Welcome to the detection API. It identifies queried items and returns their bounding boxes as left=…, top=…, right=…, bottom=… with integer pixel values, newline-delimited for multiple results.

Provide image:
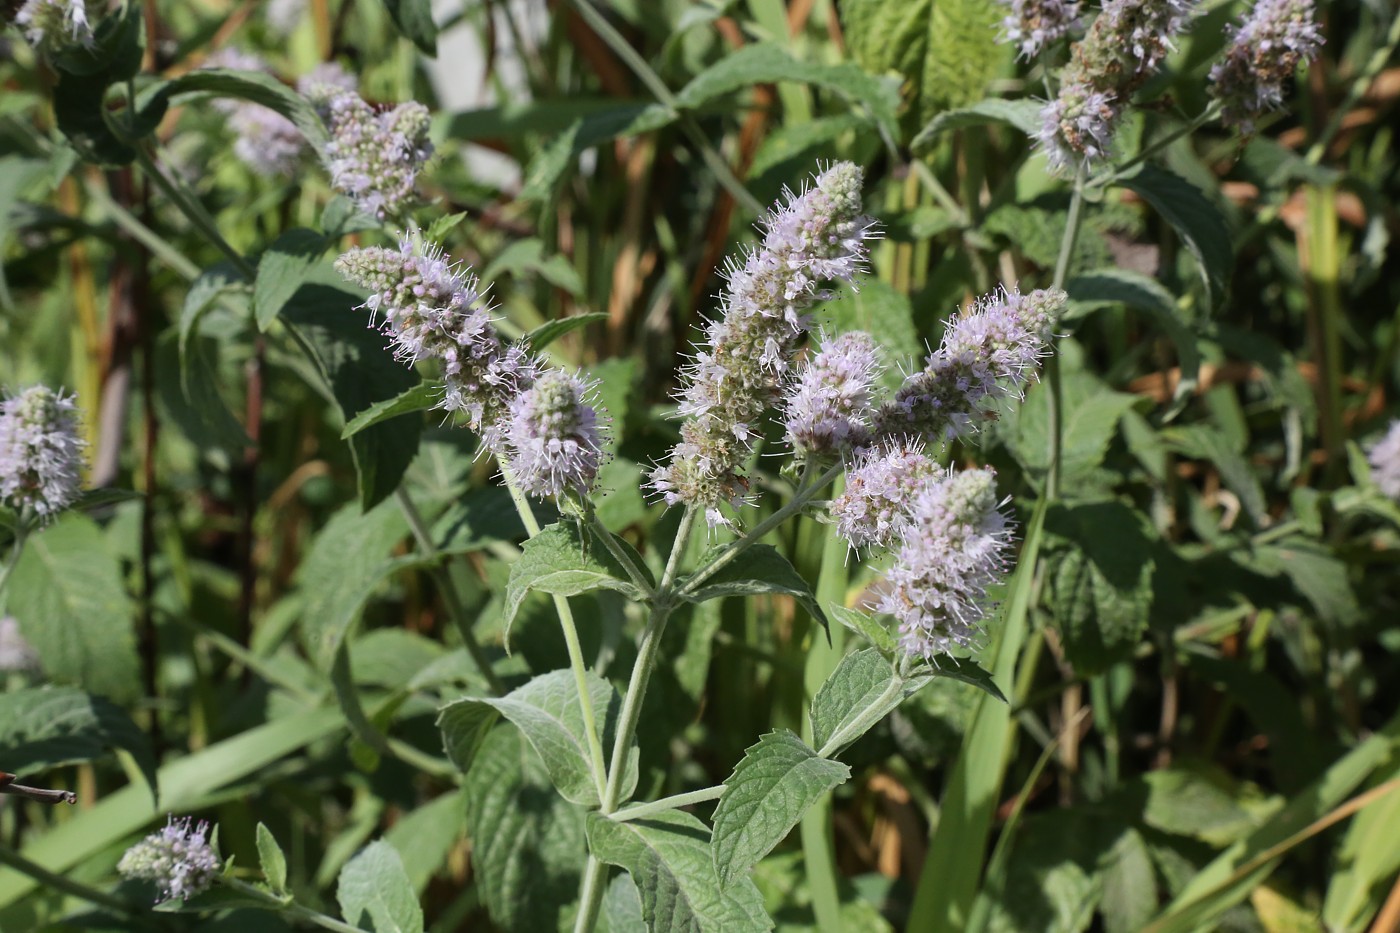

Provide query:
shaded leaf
left=255, top=229, right=328, bottom=330
left=502, top=521, right=647, bottom=642
left=337, top=841, right=423, bottom=933
left=1117, top=164, right=1232, bottom=309
left=911, top=98, right=1042, bottom=151
left=682, top=545, right=827, bottom=634
left=0, top=687, right=156, bottom=802
left=341, top=383, right=439, bottom=439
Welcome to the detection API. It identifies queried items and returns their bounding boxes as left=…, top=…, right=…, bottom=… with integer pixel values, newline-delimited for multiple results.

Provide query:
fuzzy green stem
left=0, top=844, right=144, bottom=921
left=583, top=506, right=655, bottom=597
left=395, top=490, right=505, bottom=695
left=223, top=878, right=366, bottom=933
left=612, top=785, right=726, bottom=822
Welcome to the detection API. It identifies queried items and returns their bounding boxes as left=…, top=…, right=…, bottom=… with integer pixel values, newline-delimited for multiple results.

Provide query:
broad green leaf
left=179, top=261, right=245, bottom=358
left=438, top=669, right=634, bottom=807
left=0, top=708, right=344, bottom=909
left=1004, top=360, right=1138, bottom=484
left=297, top=499, right=410, bottom=670
left=337, top=840, right=424, bottom=933
left=383, top=792, right=467, bottom=895
left=712, top=731, right=850, bottom=888
left=1046, top=501, right=1155, bottom=674
left=924, top=656, right=1007, bottom=703
left=828, top=605, right=896, bottom=653
left=341, top=383, right=439, bottom=439
left=440, top=99, right=666, bottom=141
left=256, top=823, right=288, bottom=895
left=50, top=6, right=145, bottom=164
left=585, top=810, right=773, bottom=932
left=1141, top=768, right=1263, bottom=847
left=382, top=0, right=438, bottom=55
left=1162, top=423, right=1268, bottom=527
left=145, top=69, right=329, bottom=149
left=502, top=521, right=647, bottom=640
left=464, top=727, right=585, bottom=932
left=1321, top=757, right=1400, bottom=931
left=1117, top=164, right=1232, bottom=309
left=1067, top=268, right=1201, bottom=410
left=525, top=313, right=610, bottom=352
left=283, top=274, right=421, bottom=508
left=255, top=229, right=328, bottom=330
left=808, top=648, right=901, bottom=755
left=675, top=43, right=900, bottom=135
left=599, top=872, right=647, bottom=933
left=433, top=486, right=536, bottom=553
left=7, top=514, right=140, bottom=702
left=682, top=545, right=827, bottom=634
left=155, top=332, right=251, bottom=450
left=483, top=239, right=586, bottom=297
left=1253, top=540, right=1361, bottom=628
left=0, top=687, right=156, bottom=802
left=911, top=98, right=1042, bottom=151
left=1101, top=828, right=1156, bottom=933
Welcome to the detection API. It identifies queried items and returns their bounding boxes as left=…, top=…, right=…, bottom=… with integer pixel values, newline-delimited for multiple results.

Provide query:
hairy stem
left=0, top=844, right=143, bottom=921
left=612, top=784, right=726, bottom=822
left=224, top=879, right=367, bottom=933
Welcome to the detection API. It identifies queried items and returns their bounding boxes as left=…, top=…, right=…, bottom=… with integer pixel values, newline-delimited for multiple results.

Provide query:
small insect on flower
left=118, top=816, right=221, bottom=903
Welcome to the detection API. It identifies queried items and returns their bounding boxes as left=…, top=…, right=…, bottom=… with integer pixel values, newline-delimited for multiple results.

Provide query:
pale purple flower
left=0, top=616, right=39, bottom=673
left=323, top=93, right=433, bottom=220
left=1367, top=419, right=1400, bottom=501
left=117, top=817, right=221, bottom=903
left=875, top=467, right=1013, bottom=658
left=15, top=0, right=91, bottom=53
left=298, top=61, right=357, bottom=112
left=649, top=162, right=877, bottom=526
left=1038, top=82, right=1119, bottom=174
left=875, top=287, right=1064, bottom=445
left=0, top=385, right=85, bottom=521
left=506, top=370, right=606, bottom=498
left=830, top=443, right=940, bottom=550
left=784, top=331, right=881, bottom=454
left=1000, top=0, right=1081, bottom=58
left=1209, top=0, right=1322, bottom=133
left=1099, top=0, right=1198, bottom=73
left=336, top=239, right=538, bottom=449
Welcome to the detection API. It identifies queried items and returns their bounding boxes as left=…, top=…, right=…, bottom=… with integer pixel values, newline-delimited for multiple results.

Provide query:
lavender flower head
left=830, top=443, right=940, bottom=550
left=1000, top=0, right=1081, bottom=59
left=784, top=331, right=881, bottom=455
left=1367, top=419, right=1400, bottom=501
left=0, top=385, right=85, bottom=521
left=875, top=467, right=1013, bottom=658
left=1209, top=0, right=1322, bottom=133
left=0, top=616, right=39, bottom=673
left=506, top=370, right=606, bottom=498
left=323, top=92, right=433, bottom=220
left=14, top=0, right=91, bottom=53
left=336, top=238, right=538, bottom=449
left=649, top=161, right=877, bottom=526
left=299, top=61, right=358, bottom=114
left=875, top=287, right=1064, bottom=445
left=1038, top=0, right=1200, bottom=171
left=204, top=50, right=306, bottom=177
left=117, top=817, right=221, bottom=903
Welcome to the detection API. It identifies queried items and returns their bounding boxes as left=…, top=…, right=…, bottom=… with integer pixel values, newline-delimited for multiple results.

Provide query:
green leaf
left=155, top=331, right=251, bottom=450
left=585, top=810, right=773, bottom=932
left=675, top=43, right=901, bottom=136
left=828, top=605, right=896, bottom=653
left=712, top=731, right=850, bottom=888
left=1100, top=828, right=1157, bottom=933
left=1046, top=501, right=1155, bottom=675
left=819, top=279, right=919, bottom=392
left=924, top=655, right=1007, bottom=703
left=483, top=238, right=586, bottom=297
left=1004, top=361, right=1138, bottom=484
left=7, top=514, right=140, bottom=702
left=256, top=823, right=288, bottom=895
left=381, top=0, right=438, bottom=56
left=808, top=648, right=902, bottom=755
left=1066, top=268, right=1200, bottom=410
left=524, top=313, right=609, bottom=352
left=149, top=69, right=329, bottom=149
left=337, top=840, right=424, bottom=933
left=297, top=498, right=411, bottom=670
left=179, top=261, right=245, bottom=358
left=0, top=687, right=156, bottom=802
left=911, top=98, right=1042, bottom=152
left=599, top=872, right=648, bottom=933
left=283, top=275, right=421, bottom=508
left=1162, top=423, right=1268, bottom=527
left=50, top=6, right=145, bottom=164
left=464, top=727, right=585, bottom=931
left=1252, top=540, right=1361, bottom=628
left=0, top=157, right=52, bottom=309
left=438, top=669, right=634, bottom=808
left=322, top=195, right=382, bottom=237
left=1117, top=164, right=1232, bottom=308
left=682, top=545, right=827, bottom=634
left=502, top=521, right=647, bottom=642
left=382, top=792, right=467, bottom=895
left=341, top=383, right=439, bottom=439
left=255, top=229, right=329, bottom=330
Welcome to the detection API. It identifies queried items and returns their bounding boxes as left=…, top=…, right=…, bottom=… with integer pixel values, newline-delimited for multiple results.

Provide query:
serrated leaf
left=0, top=687, right=156, bottom=803
left=828, top=605, right=896, bottom=653
left=255, top=229, right=328, bottom=330
left=923, top=655, right=1007, bottom=703
left=7, top=514, right=140, bottom=702
left=1117, top=164, right=1232, bottom=309
left=464, top=727, right=585, bottom=931
left=297, top=498, right=410, bottom=670
left=342, top=383, right=439, bottom=438
left=682, top=545, right=827, bottom=634
left=1101, top=828, right=1156, bottom=933
left=599, top=872, right=648, bottom=933
left=525, top=313, right=609, bottom=352
left=675, top=43, right=900, bottom=137
left=382, top=0, right=438, bottom=55
left=337, top=840, right=423, bottom=933
left=712, top=731, right=850, bottom=888
left=256, top=824, right=288, bottom=895
left=438, top=669, right=633, bottom=807
left=585, top=810, right=773, bottom=932
left=911, top=98, right=1042, bottom=151
left=1046, top=501, right=1155, bottom=674
left=808, top=648, right=902, bottom=755
left=1253, top=540, right=1361, bottom=628
left=502, top=521, right=646, bottom=641
left=1004, top=363, right=1138, bottom=483
left=145, top=69, right=329, bottom=149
